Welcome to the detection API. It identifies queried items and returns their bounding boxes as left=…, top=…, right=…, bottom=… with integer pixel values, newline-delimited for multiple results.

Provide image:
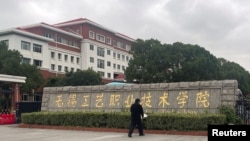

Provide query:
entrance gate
left=15, top=101, right=41, bottom=123
left=236, top=95, right=250, bottom=125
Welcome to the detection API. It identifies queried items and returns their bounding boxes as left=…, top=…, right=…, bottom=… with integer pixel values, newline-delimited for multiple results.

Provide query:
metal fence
left=15, top=101, right=41, bottom=123
left=236, top=98, right=250, bottom=125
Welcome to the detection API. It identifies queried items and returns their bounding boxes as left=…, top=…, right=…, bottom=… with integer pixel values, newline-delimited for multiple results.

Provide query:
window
left=107, top=61, right=111, bottom=67
left=126, top=56, right=129, bottom=61
left=1, top=40, right=9, bottom=47
left=122, top=55, right=125, bottom=61
left=97, top=59, right=105, bottom=69
left=112, top=40, right=117, bottom=47
left=107, top=73, right=111, bottom=78
left=51, top=52, right=55, bottom=59
left=107, top=49, right=111, bottom=55
left=117, top=42, right=123, bottom=48
left=106, top=37, right=111, bottom=45
left=76, top=57, right=80, bottom=64
left=64, top=55, right=68, bottom=62
left=71, top=67, right=74, bottom=72
left=122, top=66, right=125, bottom=71
left=34, top=95, right=42, bottom=102
left=68, top=41, right=72, bottom=46
left=58, top=53, right=62, bottom=60
left=98, top=71, right=105, bottom=77
left=121, top=43, right=125, bottom=49
left=69, top=41, right=78, bottom=47
left=22, top=93, right=29, bottom=101
left=97, top=47, right=105, bottom=57
left=113, top=63, right=116, bottom=69
left=96, top=34, right=105, bottom=42
left=21, top=41, right=31, bottom=50
left=117, top=54, right=120, bottom=60
left=113, top=52, right=116, bottom=58
left=58, top=65, right=62, bottom=71
left=22, top=57, right=31, bottom=64
left=126, top=45, right=131, bottom=51
left=117, top=64, right=120, bottom=70
left=44, top=33, right=53, bottom=38
left=71, top=56, right=74, bottom=63
left=73, top=41, right=77, bottom=47
left=33, top=44, right=42, bottom=53
left=90, top=44, right=94, bottom=50
left=64, top=66, right=68, bottom=72
left=90, top=57, right=94, bottom=63
left=61, top=38, right=67, bottom=44
left=117, top=42, right=125, bottom=49
left=89, top=31, right=95, bottom=39
left=57, top=36, right=62, bottom=43
left=33, top=59, right=42, bottom=67
left=51, top=64, right=55, bottom=70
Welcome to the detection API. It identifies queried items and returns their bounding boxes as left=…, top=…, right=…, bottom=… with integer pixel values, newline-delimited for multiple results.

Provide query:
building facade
left=0, top=18, right=134, bottom=84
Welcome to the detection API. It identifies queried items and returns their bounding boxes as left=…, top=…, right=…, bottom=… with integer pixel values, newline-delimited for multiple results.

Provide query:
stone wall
left=41, top=80, right=240, bottom=113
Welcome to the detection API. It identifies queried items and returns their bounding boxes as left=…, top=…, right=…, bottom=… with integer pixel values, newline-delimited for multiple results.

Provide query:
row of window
left=22, top=58, right=42, bottom=67
left=43, top=32, right=79, bottom=47
left=21, top=41, right=81, bottom=65
left=89, top=31, right=110, bottom=44
left=48, top=56, right=126, bottom=72
left=51, top=52, right=80, bottom=64
left=22, top=94, right=41, bottom=102
left=43, top=30, right=131, bottom=50
left=51, top=64, right=79, bottom=72
left=97, top=71, right=114, bottom=79
left=89, top=31, right=131, bottom=50
left=90, top=45, right=130, bottom=61
left=94, top=58, right=126, bottom=70
left=21, top=41, right=42, bottom=53
left=22, top=57, right=80, bottom=73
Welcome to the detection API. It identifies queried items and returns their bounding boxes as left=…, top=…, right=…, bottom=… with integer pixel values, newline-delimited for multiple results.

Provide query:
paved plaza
left=0, top=124, right=207, bottom=141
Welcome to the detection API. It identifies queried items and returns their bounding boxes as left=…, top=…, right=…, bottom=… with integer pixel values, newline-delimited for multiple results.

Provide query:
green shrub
left=218, top=105, right=243, bottom=124
left=21, top=111, right=226, bottom=131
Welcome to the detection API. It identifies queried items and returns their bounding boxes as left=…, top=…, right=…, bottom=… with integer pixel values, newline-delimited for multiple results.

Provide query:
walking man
left=128, top=98, right=144, bottom=137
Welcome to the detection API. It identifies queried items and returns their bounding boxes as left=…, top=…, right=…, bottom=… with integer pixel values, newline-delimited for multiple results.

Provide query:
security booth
left=0, top=74, right=26, bottom=124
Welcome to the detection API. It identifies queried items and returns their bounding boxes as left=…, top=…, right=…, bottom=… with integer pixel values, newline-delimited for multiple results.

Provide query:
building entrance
left=0, top=74, right=26, bottom=114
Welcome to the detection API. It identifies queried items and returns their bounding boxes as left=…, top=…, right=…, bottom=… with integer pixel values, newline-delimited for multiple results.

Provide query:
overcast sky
left=1, top=0, right=250, bottom=72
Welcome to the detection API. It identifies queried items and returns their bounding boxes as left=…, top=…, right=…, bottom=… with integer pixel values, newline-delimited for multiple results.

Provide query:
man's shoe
left=128, top=134, right=132, bottom=137
left=139, top=134, right=145, bottom=136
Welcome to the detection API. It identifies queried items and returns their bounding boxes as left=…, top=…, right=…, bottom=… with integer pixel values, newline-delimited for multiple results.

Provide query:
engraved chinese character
left=177, top=91, right=188, bottom=108
left=55, top=94, right=63, bottom=107
left=158, top=92, right=170, bottom=108
left=67, top=93, right=77, bottom=107
left=81, top=95, right=90, bottom=107
left=109, top=94, right=120, bottom=107
left=196, top=91, right=210, bottom=108
left=96, top=93, right=104, bottom=108
left=124, top=94, right=134, bottom=108
left=141, top=92, right=152, bottom=108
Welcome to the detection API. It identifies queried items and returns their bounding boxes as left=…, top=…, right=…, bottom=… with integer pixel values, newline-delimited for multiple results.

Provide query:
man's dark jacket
left=130, top=102, right=144, bottom=120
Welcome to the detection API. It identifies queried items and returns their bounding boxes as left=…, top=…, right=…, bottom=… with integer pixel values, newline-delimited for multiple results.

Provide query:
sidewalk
left=19, top=123, right=207, bottom=136
left=0, top=124, right=208, bottom=141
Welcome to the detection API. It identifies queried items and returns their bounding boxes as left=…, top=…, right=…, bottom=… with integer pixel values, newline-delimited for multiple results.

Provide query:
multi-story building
left=0, top=18, right=135, bottom=84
